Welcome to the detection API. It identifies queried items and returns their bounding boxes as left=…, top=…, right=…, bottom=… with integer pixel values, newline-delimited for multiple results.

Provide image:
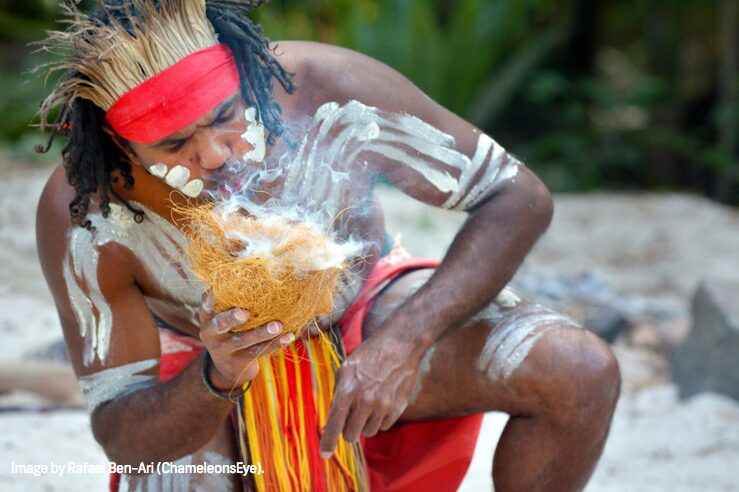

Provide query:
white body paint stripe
left=442, top=133, right=494, bottom=209
left=78, top=358, right=158, bottom=411
left=64, top=202, right=204, bottom=366
left=281, top=101, right=519, bottom=216
left=477, top=305, right=579, bottom=383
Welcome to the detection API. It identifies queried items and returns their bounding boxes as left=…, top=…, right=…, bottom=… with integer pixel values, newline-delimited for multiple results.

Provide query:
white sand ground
left=1, top=162, right=737, bottom=491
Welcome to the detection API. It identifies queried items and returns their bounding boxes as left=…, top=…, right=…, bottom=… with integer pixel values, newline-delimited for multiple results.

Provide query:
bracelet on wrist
left=199, top=351, right=253, bottom=402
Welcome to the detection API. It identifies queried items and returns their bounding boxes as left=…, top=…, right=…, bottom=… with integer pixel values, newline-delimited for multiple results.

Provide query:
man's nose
left=195, top=134, right=232, bottom=170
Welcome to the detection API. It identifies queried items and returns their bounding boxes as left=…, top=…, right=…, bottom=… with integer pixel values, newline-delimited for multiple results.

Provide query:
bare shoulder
left=272, top=40, right=450, bottom=121
left=37, top=164, right=157, bottom=374
left=36, top=165, right=75, bottom=287
left=36, top=165, right=135, bottom=315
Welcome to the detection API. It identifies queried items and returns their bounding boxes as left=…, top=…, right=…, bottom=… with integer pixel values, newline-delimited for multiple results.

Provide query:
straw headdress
left=38, top=0, right=222, bottom=125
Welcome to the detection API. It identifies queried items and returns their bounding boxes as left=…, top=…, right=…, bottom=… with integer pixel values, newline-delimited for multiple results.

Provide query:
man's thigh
left=362, top=268, right=609, bottom=421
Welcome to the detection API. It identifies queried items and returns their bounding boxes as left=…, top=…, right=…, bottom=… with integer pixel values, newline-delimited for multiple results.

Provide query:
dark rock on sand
left=672, top=280, right=739, bottom=401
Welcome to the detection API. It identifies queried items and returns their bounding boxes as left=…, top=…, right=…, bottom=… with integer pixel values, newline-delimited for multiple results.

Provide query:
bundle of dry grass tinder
left=180, top=203, right=347, bottom=334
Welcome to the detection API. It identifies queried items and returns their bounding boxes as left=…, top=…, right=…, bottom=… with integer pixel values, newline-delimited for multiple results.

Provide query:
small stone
left=672, top=280, right=739, bottom=402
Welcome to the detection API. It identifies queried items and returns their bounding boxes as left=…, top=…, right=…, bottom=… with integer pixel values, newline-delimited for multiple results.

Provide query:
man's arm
left=303, top=43, right=553, bottom=454
left=35, top=171, right=285, bottom=466
left=89, top=348, right=235, bottom=467
left=85, top=292, right=287, bottom=467
left=303, top=43, right=553, bottom=348
left=380, top=170, right=551, bottom=356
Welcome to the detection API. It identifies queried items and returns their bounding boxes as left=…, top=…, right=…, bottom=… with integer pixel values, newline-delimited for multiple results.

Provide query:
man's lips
left=200, top=158, right=252, bottom=197
left=217, top=178, right=247, bottom=198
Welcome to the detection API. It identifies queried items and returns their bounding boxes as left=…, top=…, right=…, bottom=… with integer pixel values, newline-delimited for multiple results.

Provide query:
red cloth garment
left=338, top=245, right=484, bottom=492
left=156, top=329, right=206, bottom=383
left=105, top=44, right=240, bottom=144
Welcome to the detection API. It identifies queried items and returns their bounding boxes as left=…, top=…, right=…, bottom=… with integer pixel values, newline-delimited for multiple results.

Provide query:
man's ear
left=102, top=123, right=138, bottom=163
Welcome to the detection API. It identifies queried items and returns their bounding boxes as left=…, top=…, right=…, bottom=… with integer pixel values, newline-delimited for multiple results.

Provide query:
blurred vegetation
left=1, top=0, right=737, bottom=203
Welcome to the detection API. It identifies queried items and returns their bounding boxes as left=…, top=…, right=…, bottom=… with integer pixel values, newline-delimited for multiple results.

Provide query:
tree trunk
left=716, top=0, right=738, bottom=203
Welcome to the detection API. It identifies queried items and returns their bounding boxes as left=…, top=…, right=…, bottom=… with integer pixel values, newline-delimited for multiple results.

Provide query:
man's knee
left=523, top=325, right=621, bottom=427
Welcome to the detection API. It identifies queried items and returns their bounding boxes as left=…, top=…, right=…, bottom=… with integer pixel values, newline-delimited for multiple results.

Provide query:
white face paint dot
left=241, top=107, right=266, bottom=163
left=243, top=128, right=266, bottom=163
left=180, top=179, right=204, bottom=198
left=244, top=107, right=257, bottom=123
left=165, top=165, right=190, bottom=189
left=148, top=163, right=168, bottom=178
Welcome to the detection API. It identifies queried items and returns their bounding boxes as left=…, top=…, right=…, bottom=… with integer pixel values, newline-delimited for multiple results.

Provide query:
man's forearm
left=381, top=170, right=553, bottom=357
left=91, top=353, right=234, bottom=467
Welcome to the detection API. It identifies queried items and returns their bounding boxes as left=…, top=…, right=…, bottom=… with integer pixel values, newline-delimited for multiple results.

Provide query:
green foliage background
left=1, top=0, right=737, bottom=203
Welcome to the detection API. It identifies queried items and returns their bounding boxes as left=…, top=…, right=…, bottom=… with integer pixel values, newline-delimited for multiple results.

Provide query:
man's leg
left=363, top=269, right=621, bottom=492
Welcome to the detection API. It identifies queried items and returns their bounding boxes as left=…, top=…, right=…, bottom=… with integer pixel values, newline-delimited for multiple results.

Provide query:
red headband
left=105, top=44, right=240, bottom=144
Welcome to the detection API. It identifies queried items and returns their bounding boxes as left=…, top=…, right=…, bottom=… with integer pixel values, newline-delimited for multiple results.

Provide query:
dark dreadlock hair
left=36, top=0, right=295, bottom=228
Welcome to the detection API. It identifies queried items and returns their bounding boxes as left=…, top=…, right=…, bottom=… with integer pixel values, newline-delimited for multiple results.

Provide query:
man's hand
left=198, top=292, right=295, bottom=391
left=319, top=333, right=423, bottom=458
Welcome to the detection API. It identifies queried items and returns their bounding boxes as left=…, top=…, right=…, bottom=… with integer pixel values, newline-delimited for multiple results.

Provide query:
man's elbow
left=495, top=166, right=553, bottom=235
left=91, top=404, right=142, bottom=467
left=525, top=173, right=554, bottom=234
left=470, top=166, right=553, bottom=234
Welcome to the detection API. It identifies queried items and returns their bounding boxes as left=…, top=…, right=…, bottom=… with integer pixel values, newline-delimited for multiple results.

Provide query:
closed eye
left=157, top=97, right=238, bottom=152
left=213, top=106, right=237, bottom=125
left=165, top=138, right=188, bottom=153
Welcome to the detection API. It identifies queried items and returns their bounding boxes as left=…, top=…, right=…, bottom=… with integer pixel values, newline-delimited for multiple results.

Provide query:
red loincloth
left=338, top=246, right=483, bottom=492
left=109, top=246, right=483, bottom=491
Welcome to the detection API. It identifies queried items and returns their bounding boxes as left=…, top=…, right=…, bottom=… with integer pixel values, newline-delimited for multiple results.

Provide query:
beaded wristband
left=199, top=351, right=253, bottom=402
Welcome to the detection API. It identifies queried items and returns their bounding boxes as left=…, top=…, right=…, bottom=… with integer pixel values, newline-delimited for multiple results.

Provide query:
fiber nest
left=180, top=204, right=346, bottom=334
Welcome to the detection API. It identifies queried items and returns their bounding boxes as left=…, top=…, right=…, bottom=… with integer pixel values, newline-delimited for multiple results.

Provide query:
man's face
left=126, top=91, right=259, bottom=197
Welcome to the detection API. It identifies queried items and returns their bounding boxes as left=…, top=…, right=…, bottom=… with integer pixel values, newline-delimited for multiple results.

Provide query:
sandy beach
left=1, top=161, right=737, bottom=491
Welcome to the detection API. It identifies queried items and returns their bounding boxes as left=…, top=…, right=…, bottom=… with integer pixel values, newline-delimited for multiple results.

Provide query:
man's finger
left=231, top=330, right=294, bottom=358
left=379, top=404, right=407, bottom=432
left=198, top=291, right=217, bottom=326
left=362, top=413, right=385, bottom=438
left=343, top=404, right=373, bottom=443
left=201, top=290, right=216, bottom=312
left=210, top=308, right=250, bottom=334
left=225, top=322, right=285, bottom=351
left=320, top=395, right=352, bottom=459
